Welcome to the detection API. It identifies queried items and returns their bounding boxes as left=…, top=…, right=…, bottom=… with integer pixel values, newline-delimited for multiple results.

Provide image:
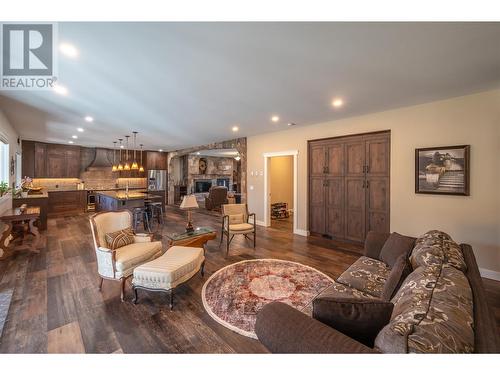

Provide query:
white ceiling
left=1, top=22, right=499, bottom=151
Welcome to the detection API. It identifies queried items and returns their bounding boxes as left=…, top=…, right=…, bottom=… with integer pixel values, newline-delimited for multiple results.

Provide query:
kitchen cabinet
left=146, top=151, right=167, bottom=170
left=22, top=141, right=81, bottom=178
left=48, top=191, right=86, bottom=216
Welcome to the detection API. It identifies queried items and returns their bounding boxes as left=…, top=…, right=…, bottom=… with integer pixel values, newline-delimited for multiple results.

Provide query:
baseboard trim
left=255, top=220, right=267, bottom=227
left=479, top=268, right=500, bottom=281
left=293, top=229, right=309, bottom=237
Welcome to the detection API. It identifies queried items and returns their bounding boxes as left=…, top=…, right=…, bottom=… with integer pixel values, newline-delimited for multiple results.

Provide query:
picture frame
left=415, top=145, right=470, bottom=196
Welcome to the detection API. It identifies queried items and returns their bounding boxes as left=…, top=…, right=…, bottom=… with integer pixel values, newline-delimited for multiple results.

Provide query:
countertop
left=13, top=191, right=49, bottom=199
left=96, top=190, right=152, bottom=201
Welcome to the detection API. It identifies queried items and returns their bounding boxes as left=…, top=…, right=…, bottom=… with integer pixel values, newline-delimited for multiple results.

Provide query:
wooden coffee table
left=165, top=227, right=216, bottom=251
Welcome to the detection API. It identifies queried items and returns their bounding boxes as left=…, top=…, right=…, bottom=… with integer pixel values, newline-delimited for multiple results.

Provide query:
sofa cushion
left=316, top=282, right=378, bottom=301
left=336, top=256, right=391, bottom=298
left=313, top=297, right=394, bottom=347
left=115, top=241, right=163, bottom=272
left=381, top=255, right=412, bottom=301
left=374, top=263, right=474, bottom=353
left=410, top=230, right=467, bottom=271
left=105, top=227, right=135, bottom=250
left=379, top=232, right=415, bottom=267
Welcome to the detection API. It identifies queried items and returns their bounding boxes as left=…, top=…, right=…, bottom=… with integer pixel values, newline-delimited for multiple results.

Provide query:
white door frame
left=263, top=150, right=299, bottom=235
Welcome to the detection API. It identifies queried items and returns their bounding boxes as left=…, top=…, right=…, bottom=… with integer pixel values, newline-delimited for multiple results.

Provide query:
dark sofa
left=255, top=231, right=499, bottom=353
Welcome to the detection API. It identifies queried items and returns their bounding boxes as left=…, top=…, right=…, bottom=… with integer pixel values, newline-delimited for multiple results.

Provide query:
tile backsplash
left=33, top=174, right=146, bottom=191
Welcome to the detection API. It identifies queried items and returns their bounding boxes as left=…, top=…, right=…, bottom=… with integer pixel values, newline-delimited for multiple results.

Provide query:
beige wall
left=269, top=156, right=294, bottom=210
left=247, top=89, right=500, bottom=274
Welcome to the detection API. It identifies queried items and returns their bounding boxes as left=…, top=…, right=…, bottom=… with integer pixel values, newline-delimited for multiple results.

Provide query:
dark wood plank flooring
left=0, top=206, right=499, bottom=353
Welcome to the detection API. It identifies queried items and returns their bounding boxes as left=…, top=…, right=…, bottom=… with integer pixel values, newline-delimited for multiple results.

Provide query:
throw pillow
left=381, top=254, right=412, bottom=301
left=105, top=227, right=135, bottom=250
left=313, top=297, right=394, bottom=347
left=379, top=232, right=415, bottom=267
left=228, top=214, right=244, bottom=225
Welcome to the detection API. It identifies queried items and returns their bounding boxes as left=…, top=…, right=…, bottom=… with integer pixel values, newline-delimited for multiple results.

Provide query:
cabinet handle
left=366, top=180, right=369, bottom=189
left=325, top=166, right=329, bottom=174
left=366, top=165, right=370, bottom=173
left=362, top=180, right=365, bottom=188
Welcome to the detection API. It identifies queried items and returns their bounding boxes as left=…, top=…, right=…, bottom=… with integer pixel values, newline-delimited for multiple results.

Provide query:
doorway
left=263, top=150, right=298, bottom=234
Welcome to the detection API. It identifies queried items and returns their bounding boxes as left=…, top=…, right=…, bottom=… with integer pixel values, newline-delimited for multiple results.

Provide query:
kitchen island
left=95, top=190, right=157, bottom=212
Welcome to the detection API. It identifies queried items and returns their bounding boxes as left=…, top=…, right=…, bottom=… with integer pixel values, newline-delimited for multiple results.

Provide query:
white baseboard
left=255, top=220, right=267, bottom=227
left=293, top=229, right=309, bottom=237
left=479, top=268, right=500, bottom=281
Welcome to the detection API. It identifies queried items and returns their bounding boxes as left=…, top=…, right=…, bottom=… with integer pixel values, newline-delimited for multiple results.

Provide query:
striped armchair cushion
left=105, top=227, right=135, bottom=250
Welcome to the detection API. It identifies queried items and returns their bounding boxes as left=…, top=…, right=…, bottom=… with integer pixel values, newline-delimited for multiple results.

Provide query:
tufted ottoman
left=132, top=246, right=205, bottom=309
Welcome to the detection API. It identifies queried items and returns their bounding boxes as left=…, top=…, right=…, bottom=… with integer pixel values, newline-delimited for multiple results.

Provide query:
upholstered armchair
left=89, top=210, right=163, bottom=301
left=205, top=186, right=228, bottom=210
left=220, top=204, right=256, bottom=257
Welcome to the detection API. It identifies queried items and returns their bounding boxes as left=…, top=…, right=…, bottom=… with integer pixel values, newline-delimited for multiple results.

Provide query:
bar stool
left=132, top=207, right=151, bottom=233
left=149, top=202, right=164, bottom=226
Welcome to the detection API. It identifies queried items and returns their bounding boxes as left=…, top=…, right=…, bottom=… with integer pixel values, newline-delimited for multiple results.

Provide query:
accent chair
left=89, top=210, right=163, bottom=301
left=220, top=203, right=256, bottom=257
left=205, top=186, right=228, bottom=210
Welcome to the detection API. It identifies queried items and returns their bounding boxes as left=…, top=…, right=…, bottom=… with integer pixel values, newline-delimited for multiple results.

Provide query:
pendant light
left=131, top=131, right=139, bottom=170
left=117, top=138, right=124, bottom=171
left=139, top=144, right=145, bottom=172
left=111, top=141, right=118, bottom=171
left=124, top=135, right=131, bottom=170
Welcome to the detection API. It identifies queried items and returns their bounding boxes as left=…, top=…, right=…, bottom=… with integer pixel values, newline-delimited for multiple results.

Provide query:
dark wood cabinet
left=308, top=131, right=390, bottom=244
left=22, top=141, right=81, bottom=178
left=146, top=151, right=167, bottom=170
left=48, top=191, right=86, bottom=216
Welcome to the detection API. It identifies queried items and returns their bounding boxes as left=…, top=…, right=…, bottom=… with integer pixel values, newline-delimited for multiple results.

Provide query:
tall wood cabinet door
left=326, top=177, right=344, bottom=238
left=366, top=177, right=390, bottom=234
left=366, top=136, right=390, bottom=176
left=345, top=141, right=365, bottom=177
left=309, top=177, right=326, bottom=234
left=66, top=148, right=81, bottom=177
left=344, top=177, right=365, bottom=242
left=309, top=145, right=326, bottom=176
left=326, top=143, right=344, bottom=176
left=34, top=143, right=47, bottom=177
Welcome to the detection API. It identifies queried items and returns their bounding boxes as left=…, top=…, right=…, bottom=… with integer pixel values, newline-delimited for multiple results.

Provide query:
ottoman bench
left=132, top=245, right=205, bottom=309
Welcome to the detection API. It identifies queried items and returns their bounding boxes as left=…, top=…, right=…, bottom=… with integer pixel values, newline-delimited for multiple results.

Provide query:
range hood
left=86, top=148, right=112, bottom=169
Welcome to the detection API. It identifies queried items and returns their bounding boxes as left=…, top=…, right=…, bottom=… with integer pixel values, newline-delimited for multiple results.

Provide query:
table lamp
left=180, top=195, right=199, bottom=233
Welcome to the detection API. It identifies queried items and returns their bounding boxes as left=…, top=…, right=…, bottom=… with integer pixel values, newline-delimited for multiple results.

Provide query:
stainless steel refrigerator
left=148, top=170, right=167, bottom=191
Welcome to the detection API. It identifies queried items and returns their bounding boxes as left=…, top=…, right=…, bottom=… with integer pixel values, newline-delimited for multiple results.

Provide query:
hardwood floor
left=0, top=206, right=499, bottom=353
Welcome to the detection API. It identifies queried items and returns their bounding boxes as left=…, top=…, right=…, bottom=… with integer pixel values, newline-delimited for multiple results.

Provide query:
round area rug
left=201, top=259, right=334, bottom=338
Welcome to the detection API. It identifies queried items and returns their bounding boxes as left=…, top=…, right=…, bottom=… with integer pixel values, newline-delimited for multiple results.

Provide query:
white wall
left=247, top=89, right=500, bottom=275
left=0, top=109, right=21, bottom=187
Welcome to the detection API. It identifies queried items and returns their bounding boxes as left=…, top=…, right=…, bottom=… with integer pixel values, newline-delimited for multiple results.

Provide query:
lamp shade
left=180, top=195, right=199, bottom=209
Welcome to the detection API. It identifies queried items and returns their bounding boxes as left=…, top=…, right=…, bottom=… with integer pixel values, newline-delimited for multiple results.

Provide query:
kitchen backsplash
left=32, top=176, right=147, bottom=191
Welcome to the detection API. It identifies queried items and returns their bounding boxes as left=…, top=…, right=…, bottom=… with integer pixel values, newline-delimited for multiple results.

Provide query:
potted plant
left=0, top=181, right=11, bottom=197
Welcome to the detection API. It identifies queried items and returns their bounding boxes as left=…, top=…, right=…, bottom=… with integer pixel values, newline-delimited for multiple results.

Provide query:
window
left=0, top=139, right=9, bottom=184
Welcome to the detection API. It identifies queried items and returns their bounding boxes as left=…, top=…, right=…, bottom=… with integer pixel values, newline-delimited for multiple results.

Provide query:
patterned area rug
left=202, top=259, right=334, bottom=338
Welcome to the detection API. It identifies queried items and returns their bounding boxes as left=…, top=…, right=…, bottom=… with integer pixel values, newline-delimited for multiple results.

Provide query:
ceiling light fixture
left=117, top=139, right=124, bottom=170
left=271, top=115, right=280, bottom=123
left=53, top=84, right=68, bottom=96
left=159, top=149, right=163, bottom=152
left=72, top=135, right=77, bottom=139
left=59, top=42, right=79, bottom=58
left=288, top=122, right=296, bottom=127
left=77, top=127, right=84, bottom=132
left=231, top=125, right=239, bottom=132
left=84, top=116, right=94, bottom=122
left=139, top=144, right=145, bottom=172
left=131, top=131, right=139, bottom=170
left=112, top=141, right=118, bottom=172
left=124, top=135, right=131, bottom=170
left=234, top=155, right=241, bottom=161
left=68, top=140, right=74, bottom=144
left=332, top=98, right=344, bottom=108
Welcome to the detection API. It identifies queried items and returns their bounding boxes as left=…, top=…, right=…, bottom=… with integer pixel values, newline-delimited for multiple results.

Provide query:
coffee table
left=165, top=226, right=216, bottom=251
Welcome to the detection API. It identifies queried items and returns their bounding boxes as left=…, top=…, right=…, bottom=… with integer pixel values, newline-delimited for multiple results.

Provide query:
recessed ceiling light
left=231, top=125, right=239, bottom=132
left=159, top=149, right=163, bottom=152
left=84, top=116, right=94, bottom=122
left=72, top=135, right=78, bottom=139
left=196, top=152, right=201, bottom=155
left=53, top=84, right=68, bottom=96
left=77, top=127, right=84, bottom=132
left=59, top=43, right=79, bottom=58
left=271, top=115, right=280, bottom=123
left=120, top=145, right=124, bottom=149
left=68, top=140, right=74, bottom=144
left=332, top=98, right=344, bottom=108
left=288, top=122, right=296, bottom=127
